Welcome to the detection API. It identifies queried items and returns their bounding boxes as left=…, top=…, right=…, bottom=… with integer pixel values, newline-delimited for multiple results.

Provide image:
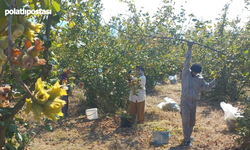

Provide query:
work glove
left=187, top=40, right=194, bottom=48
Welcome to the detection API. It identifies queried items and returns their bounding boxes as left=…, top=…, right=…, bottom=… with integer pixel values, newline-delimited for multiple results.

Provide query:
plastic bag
left=169, top=75, right=177, bottom=84
left=157, top=97, right=180, bottom=112
left=220, top=102, right=242, bottom=131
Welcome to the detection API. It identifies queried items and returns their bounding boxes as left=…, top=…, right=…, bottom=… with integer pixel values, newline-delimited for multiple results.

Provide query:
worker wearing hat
left=181, top=41, right=217, bottom=146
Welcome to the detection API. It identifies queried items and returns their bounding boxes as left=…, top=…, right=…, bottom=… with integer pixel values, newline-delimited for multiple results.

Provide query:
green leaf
left=21, top=73, right=29, bottom=80
left=0, top=121, right=5, bottom=126
left=15, top=133, right=23, bottom=144
left=8, top=124, right=17, bottom=132
left=51, top=11, right=62, bottom=26
left=6, top=0, right=23, bottom=6
left=41, top=0, right=50, bottom=9
left=27, top=0, right=35, bottom=9
left=0, top=0, right=10, bottom=29
left=18, top=146, right=24, bottom=150
left=44, top=125, right=53, bottom=132
left=5, top=144, right=16, bottom=150
left=24, top=122, right=29, bottom=129
left=69, top=21, right=76, bottom=28
left=0, top=0, right=10, bottom=17
left=5, top=124, right=17, bottom=138
left=12, top=15, right=18, bottom=24
left=51, top=0, right=61, bottom=14
left=14, top=116, right=24, bottom=123
left=17, top=1, right=27, bottom=8
left=0, top=108, right=11, bottom=116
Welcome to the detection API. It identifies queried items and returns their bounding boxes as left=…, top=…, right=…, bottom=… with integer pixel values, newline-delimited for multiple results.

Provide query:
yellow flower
left=26, top=21, right=43, bottom=33
left=35, top=89, right=50, bottom=104
left=23, top=26, right=37, bottom=42
left=32, top=102, right=43, bottom=121
left=27, top=78, right=68, bottom=121
left=43, top=97, right=66, bottom=121
left=34, top=78, right=50, bottom=104
left=35, top=24, right=43, bottom=33
left=35, top=78, right=44, bottom=94
left=25, top=98, right=33, bottom=114
left=47, top=81, right=67, bottom=101
left=44, top=98, right=66, bottom=112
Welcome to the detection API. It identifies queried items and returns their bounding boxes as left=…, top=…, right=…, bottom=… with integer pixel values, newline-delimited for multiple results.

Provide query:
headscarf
left=59, top=72, right=68, bottom=78
left=136, top=66, right=144, bottom=77
left=59, top=68, right=70, bottom=78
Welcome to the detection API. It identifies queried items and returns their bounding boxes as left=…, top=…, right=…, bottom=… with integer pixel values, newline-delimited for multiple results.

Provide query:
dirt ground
left=23, top=82, right=244, bottom=150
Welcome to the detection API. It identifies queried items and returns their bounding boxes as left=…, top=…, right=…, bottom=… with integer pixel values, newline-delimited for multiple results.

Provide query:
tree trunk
left=0, top=125, right=7, bottom=150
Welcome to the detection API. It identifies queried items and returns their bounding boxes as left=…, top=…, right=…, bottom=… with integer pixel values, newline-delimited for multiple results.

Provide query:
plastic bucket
left=152, top=130, right=170, bottom=144
left=120, top=116, right=134, bottom=128
left=86, top=108, right=98, bottom=120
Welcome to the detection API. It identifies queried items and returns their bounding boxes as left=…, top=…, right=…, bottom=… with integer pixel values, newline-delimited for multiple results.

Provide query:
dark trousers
left=181, top=98, right=197, bottom=141
left=62, top=96, right=69, bottom=118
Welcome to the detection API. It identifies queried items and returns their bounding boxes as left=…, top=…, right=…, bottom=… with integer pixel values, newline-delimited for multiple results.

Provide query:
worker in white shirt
left=129, top=66, right=146, bottom=124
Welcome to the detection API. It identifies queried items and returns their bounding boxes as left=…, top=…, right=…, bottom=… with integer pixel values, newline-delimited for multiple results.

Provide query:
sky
left=101, top=0, right=249, bottom=25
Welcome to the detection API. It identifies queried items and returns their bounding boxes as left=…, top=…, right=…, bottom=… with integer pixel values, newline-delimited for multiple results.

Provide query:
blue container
left=152, top=130, right=170, bottom=144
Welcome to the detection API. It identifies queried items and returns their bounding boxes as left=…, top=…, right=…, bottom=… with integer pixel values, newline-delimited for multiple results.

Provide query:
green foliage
left=53, top=0, right=250, bottom=115
left=54, top=0, right=185, bottom=113
left=1, top=117, right=31, bottom=150
left=44, top=124, right=53, bottom=132
left=0, top=0, right=63, bottom=149
left=236, top=103, right=250, bottom=149
left=197, top=4, right=250, bottom=102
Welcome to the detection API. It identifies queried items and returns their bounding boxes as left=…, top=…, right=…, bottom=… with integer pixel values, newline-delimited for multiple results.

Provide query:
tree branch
left=41, top=14, right=53, bottom=80
left=11, top=41, right=23, bottom=52
left=0, top=23, right=8, bottom=36
left=9, top=61, right=32, bottom=97
left=135, top=34, right=229, bottom=56
left=0, top=58, right=8, bottom=80
left=108, top=23, right=230, bottom=57
left=6, top=10, right=32, bottom=97
left=2, top=93, right=28, bottom=122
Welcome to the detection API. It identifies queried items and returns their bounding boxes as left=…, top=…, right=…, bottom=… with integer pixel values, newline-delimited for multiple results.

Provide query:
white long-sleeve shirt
left=181, top=50, right=216, bottom=100
left=129, top=76, right=146, bottom=102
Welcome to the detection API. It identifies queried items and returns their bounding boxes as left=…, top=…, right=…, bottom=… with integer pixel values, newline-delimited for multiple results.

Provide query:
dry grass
left=23, top=82, right=244, bottom=150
